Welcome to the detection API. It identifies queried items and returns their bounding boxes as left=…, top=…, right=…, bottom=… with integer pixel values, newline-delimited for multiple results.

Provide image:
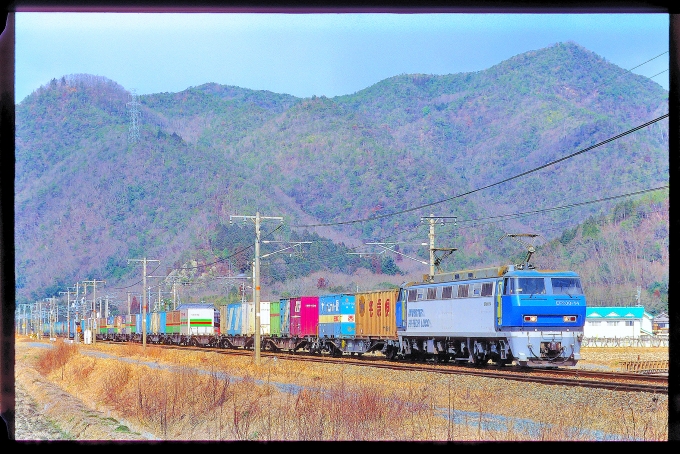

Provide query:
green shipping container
left=269, top=301, right=281, bottom=336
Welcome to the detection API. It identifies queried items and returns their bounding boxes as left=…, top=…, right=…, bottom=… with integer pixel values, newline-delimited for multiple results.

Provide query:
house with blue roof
left=584, top=306, right=654, bottom=339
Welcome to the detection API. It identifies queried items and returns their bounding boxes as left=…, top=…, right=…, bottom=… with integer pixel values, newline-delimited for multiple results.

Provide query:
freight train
left=33, top=261, right=587, bottom=368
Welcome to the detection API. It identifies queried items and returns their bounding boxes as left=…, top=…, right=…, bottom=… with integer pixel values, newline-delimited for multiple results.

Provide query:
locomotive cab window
left=518, top=278, right=546, bottom=295
left=504, top=278, right=546, bottom=295
left=503, top=278, right=517, bottom=295
left=550, top=277, right=584, bottom=295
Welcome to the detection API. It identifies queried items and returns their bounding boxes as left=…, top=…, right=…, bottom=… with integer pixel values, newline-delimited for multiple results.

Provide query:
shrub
left=36, top=340, right=78, bottom=378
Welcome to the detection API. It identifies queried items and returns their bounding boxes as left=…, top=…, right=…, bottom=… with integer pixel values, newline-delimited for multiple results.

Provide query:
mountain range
left=14, top=41, right=669, bottom=313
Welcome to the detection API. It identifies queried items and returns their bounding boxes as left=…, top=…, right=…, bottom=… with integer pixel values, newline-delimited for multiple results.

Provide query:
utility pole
left=52, top=297, right=57, bottom=339
left=215, top=273, right=253, bottom=310
left=37, top=301, right=41, bottom=340
left=74, top=282, right=80, bottom=342
left=128, top=258, right=159, bottom=351
left=59, top=288, right=75, bottom=340
left=46, top=298, right=54, bottom=339
left=145, top=277, right=169, bottom=312
left=81, top=282, right=88, bottom=342
left=82, top=279, right=105, bottom=344
left=22, top=304, right=28, bottom=335
left=230, top=212, right=283, bottom=365
left=421, top=214, right=457, bottom=280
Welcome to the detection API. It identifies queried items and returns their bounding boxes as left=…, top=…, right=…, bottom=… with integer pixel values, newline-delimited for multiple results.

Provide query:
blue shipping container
left=280, top=298, right=291, bottom=336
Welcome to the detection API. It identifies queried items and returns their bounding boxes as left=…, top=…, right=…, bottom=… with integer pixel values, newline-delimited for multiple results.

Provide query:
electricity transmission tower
left=127, top=89, right=141, bottom=143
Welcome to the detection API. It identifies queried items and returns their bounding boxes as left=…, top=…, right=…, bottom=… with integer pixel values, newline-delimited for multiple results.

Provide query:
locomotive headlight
left=523, top=315, right=537, bottom=322
left=563, top=316, right=576, bottom=322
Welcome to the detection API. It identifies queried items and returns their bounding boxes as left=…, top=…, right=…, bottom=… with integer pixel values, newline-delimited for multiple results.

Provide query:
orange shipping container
left=167, top=310, right=181, bottom=334
left=354, top=290, right=399, bottom=339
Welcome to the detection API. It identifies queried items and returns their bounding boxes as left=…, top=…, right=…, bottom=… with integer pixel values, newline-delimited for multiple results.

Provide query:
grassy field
left=14, top=338, right=669, bottom=441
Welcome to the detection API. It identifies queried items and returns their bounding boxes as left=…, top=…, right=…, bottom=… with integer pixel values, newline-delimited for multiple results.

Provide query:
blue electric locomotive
left=395, top=263, right=586, bottom=367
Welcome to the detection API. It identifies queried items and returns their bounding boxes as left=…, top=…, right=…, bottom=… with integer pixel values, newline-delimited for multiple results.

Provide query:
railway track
left=99, top=340, right=668, bottom=395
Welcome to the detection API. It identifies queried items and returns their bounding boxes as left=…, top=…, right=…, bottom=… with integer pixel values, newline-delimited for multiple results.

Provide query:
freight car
left=95, top=304, right=219, bottom=346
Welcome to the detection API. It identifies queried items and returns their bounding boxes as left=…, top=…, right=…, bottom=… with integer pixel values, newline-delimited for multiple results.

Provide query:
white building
left=584, top=306, right=654, bottom=339
left=653, top=311, right=669, bottom=335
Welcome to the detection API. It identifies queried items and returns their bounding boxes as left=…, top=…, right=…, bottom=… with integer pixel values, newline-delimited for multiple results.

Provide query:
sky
left=14, top=12, right=670, bottom=104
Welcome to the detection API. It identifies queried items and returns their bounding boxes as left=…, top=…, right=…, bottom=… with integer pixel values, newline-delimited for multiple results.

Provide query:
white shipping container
left=240, top=301, right=255, bottom=336
left=180, top=307, right=215, bottom=335
left=259, top=302, right=271, bottom=335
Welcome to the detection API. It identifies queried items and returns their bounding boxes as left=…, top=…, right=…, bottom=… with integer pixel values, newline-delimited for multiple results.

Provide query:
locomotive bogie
left=397, top=335, right=512, bottom=364
left=506, top=331, right=580, bottom=367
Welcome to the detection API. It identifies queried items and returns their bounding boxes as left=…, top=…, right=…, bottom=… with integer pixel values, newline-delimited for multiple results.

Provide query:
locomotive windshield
left=504, top=277, right=546, bottom=295
left=551, top=277, right=584, bottom=295
left=504, top=277, right=584, bottom=296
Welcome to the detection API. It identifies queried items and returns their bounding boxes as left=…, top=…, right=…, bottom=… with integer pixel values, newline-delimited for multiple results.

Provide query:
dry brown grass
left=580, top=346, right=668, bottom=370
left=16, top=340, right=669, bottom=441
left=36, top=340, right=78, bottom=380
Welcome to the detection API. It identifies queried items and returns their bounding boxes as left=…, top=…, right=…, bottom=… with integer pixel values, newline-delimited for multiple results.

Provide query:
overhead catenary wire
left=255, top=185, right=669, bottom=280
left=293, top=114, right=668, bottom=229
left=110, top=181, right=669, bottom=293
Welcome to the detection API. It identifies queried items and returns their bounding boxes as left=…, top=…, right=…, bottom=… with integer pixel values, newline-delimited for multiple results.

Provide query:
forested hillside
left=14, top=42, right=668, bottom=313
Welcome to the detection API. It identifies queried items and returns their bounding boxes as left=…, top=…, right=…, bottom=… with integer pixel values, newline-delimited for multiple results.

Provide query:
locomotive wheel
left=472, top=356, right=489, bottom=366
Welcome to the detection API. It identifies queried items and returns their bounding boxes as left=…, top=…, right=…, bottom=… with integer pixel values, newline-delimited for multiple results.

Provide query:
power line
left=452, top=186, right=668, bottom=227
left=293, top=114, right=668, bottom=229
left=256, top=185, right=669, bottom=277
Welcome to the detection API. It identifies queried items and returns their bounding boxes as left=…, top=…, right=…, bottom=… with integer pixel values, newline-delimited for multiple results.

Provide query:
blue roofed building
left=584, top=306, right=654, bottom=339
